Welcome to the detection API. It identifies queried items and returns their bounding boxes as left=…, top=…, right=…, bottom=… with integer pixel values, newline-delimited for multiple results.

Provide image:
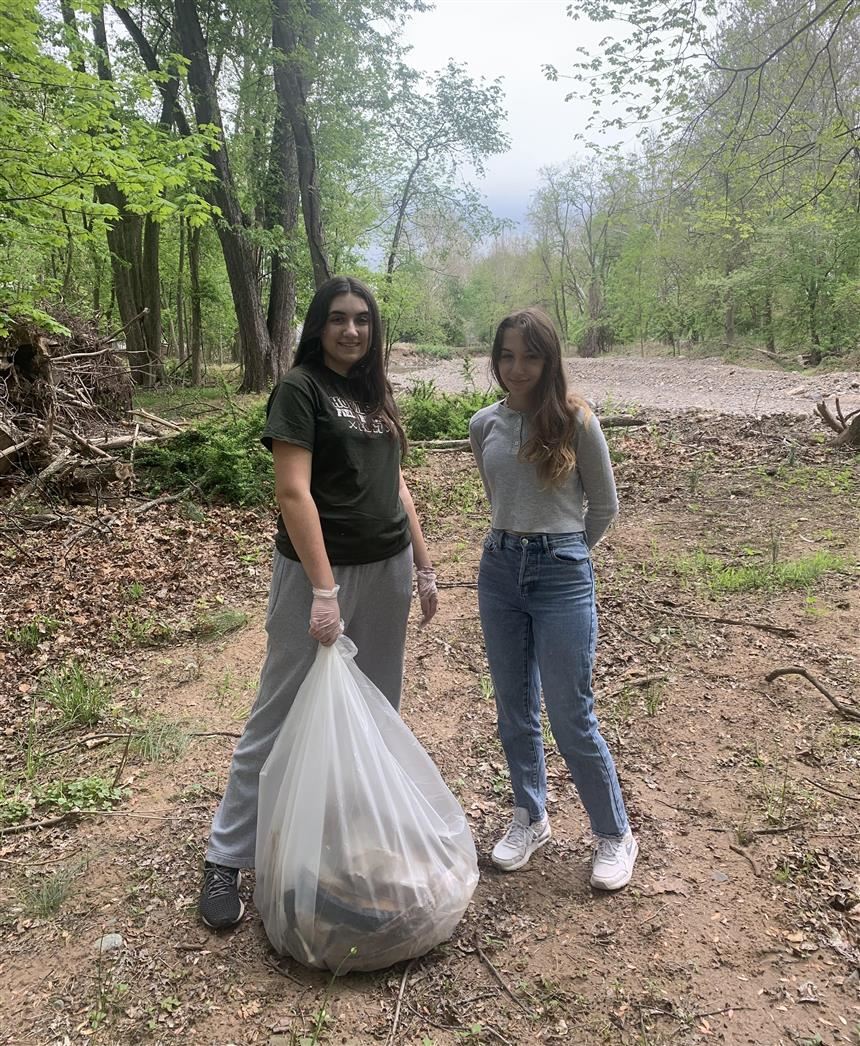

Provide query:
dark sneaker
left=199, top=862, right=244, bottom=929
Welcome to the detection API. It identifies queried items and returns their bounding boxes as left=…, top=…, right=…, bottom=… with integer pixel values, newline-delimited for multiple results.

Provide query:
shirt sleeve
left=469, top=413, right=491, bottom=504
left=576, top=412, right=619, bottom=548
left=261, top=374, right=317, bottom=451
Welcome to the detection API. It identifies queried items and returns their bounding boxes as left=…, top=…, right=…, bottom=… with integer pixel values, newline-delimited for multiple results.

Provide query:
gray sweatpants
left=205, top=544, right=414, bottom=868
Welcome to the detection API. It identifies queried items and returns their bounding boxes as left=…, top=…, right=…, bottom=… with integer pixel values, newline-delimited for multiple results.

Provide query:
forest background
left=3, top=0, right=860, bottom=387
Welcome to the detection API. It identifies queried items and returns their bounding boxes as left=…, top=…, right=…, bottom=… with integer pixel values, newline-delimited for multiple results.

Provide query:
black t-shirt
left=261, top=362, right=410, bottom=565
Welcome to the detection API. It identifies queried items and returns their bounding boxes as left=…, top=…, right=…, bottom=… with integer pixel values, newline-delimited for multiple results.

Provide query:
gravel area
left=389, top=352, right=860, bottom=417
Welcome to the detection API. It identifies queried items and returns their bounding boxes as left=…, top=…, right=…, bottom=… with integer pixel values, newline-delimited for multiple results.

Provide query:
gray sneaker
left=590, top=830, right=638, bottom=890
left=199, top=862, right=244, bottom=929
left=491, top=807, right=551, bottom=871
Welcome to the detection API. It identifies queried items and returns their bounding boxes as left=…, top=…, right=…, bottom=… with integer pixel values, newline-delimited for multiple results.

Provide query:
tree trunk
left=763, top=292, right=775, bottom=354
left=176, top=217, right=186, bottom=363
left=92, top=5, right=162, bottom=387
left=189, top=224, right=203, bottom=385
left=271, top=0, right=330, bottom=289
left=174, top=0, right=272, bottom=392
left=265, top=92, right=300, bottom=381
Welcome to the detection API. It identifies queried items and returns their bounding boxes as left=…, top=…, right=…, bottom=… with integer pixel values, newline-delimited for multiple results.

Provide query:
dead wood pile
left=1, top=315, right=177, bottom=508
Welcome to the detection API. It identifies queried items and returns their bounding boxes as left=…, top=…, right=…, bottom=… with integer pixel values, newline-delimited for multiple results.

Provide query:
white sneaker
left=590, top=829, right=638, bottom=890
left=491, top=807, right=551, bottom=871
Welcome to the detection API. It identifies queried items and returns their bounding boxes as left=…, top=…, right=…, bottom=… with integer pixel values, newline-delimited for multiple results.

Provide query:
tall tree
left=173, top=0, right=274, bottom=392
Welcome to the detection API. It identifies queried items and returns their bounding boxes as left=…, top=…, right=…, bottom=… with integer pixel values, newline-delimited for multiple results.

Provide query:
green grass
left=192, top=608, right=248, bottom=638
left=129, top=718, right=189, bottom=762
left=5, top=615, right=61, bottom=652
left=110, top=612, right=176, bottom=647
left=675, top=549, right=847, bottom=593
left=21, top=865, right=80, bottom=919
left=40, top=662, right=113, bottom=727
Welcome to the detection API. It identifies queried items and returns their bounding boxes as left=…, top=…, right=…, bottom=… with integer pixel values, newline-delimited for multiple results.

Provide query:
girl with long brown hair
left=469, top=307, right=638, bottom=890
left=199, top=276, right=438, bottom=930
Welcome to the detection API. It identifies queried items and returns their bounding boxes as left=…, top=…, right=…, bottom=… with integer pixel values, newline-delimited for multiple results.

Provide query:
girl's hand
left=310, top=585, right=343, bottom=645
left=415, top=567, right=438, bottom=628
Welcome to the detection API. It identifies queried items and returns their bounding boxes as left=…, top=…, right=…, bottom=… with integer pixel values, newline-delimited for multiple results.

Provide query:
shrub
left=136, top=401, right=273, bottom=506
left=399, top=387, right=500, bottom=441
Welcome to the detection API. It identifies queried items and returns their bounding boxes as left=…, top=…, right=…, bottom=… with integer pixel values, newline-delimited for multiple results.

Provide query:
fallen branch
left=53, top=423, right=114, bottom=459
left=386, top=958, right=415, bottom=1046
left=475, top=942, right=533, bottom=1016
left=605, top=674, right=668, bottom=700
left=803, top=778, right=860, bottom=803
left=815, top=398, right=860, bottom=447
left=729, top=842, right=760, bottom=877
left=765, top=666, right=860, bottom=721
left=7, top=448, right=72, bottom=508
left=647, top=598, right=797, bottom=637
left=130, top=408, right=185, bottom=432
left=0, top=434, right=39, bottom=464
left=0, top=813, right=80, bottom=836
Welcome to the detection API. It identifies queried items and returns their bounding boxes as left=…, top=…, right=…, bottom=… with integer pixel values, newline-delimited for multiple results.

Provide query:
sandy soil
left=389, top=349, right=860, bottom=418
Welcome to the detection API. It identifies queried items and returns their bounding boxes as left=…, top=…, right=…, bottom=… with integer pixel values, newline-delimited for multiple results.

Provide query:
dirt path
left=389, top=350, right=860, bottom=417
left=1, top=376, right=858, bottom=1046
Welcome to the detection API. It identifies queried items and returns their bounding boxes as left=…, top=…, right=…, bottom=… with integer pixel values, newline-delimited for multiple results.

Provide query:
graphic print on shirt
left=330, top=395, right=387, bottom=436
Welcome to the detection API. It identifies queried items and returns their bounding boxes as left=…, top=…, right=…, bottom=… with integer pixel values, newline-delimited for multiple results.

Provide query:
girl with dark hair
left=469, top=308, right=638, bottom=890
left=199, top=276, right=438, bottom=930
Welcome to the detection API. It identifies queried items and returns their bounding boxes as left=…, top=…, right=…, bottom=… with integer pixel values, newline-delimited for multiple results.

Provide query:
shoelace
left=594, top=836, right=625, bottom=863
left=205, top=865, right=237, bottom=898
left=504, top=819, right=529, bottom=849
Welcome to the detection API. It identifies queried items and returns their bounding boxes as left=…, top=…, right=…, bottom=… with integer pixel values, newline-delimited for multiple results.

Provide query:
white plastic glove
left=309, top=585, right=343, bottom=646
left=416, top=567, right=438, bottom=628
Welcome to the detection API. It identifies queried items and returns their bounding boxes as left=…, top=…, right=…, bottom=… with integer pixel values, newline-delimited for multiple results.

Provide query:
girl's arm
left=399, top=470, right=432, bottom=570
left=272, top=440, right=340, bottom=643
left=399, top=470, right=438, bottom=625
left=576, top=415, right=619, bottom=548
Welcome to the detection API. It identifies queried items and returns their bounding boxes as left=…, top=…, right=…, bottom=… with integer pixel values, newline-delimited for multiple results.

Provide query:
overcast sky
left=401, top=0, right=623, bottom=227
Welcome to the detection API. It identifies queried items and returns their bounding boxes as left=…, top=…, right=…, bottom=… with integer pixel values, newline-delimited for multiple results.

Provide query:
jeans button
left=521, top=537, right=528, bottom=546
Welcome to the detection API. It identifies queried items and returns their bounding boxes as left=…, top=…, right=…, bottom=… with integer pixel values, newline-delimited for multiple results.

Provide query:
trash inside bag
left=254, top=636, right=478, bottom=973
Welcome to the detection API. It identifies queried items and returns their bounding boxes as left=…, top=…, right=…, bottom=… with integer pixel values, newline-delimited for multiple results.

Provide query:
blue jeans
left=478, top=530, right=629, bottom=839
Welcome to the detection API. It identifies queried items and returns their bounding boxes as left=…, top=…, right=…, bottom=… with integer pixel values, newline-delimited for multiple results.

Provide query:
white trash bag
left=255, top=636, right=478, bottom=973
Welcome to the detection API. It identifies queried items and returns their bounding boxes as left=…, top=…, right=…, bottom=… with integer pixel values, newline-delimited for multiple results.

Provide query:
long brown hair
left=293, top=276, right=407, bottom=456
left=490, top=308, right=590, bottom=487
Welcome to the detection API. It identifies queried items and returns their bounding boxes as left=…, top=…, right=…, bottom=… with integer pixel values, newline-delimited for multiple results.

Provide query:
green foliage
left=40, top=662, right=112, bottom=727
left=136, top=402, right=273, bottom=505
left=0, top=779, right=33, bottom=826
left=399, top=384, right=500, bottom=440
left=676, top=550, right=847, bottom=594
left=5, top=616, right=61, bottom=653
left=36, top=776, right=125, bottom=813
left=0, top=0, right=214, bottom=330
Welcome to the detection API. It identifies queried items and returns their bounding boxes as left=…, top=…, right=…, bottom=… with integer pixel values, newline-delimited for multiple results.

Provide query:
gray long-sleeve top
left=469, top=401, right=619, bottom=548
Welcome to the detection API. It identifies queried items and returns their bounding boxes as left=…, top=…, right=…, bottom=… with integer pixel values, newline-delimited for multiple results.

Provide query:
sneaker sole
left=491, top=824, right=552, bottom=872
left=590, top=837, right=639, bottom=891
left=200, top=871, right=245, bottom=930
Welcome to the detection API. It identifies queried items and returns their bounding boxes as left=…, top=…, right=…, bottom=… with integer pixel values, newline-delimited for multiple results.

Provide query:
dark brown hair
left=491, top=308, right=590, bottom=486
left=293, top=276, right=406, bottom=455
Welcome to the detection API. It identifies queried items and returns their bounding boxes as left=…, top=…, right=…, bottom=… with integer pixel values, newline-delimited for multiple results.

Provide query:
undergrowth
left=135, top=387, right=501, bottom=504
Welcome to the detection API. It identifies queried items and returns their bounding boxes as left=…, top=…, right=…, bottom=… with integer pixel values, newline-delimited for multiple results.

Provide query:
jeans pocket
left=483, top=534, right=498, bottom=552
left=550, top=544, right=590, bottom=564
